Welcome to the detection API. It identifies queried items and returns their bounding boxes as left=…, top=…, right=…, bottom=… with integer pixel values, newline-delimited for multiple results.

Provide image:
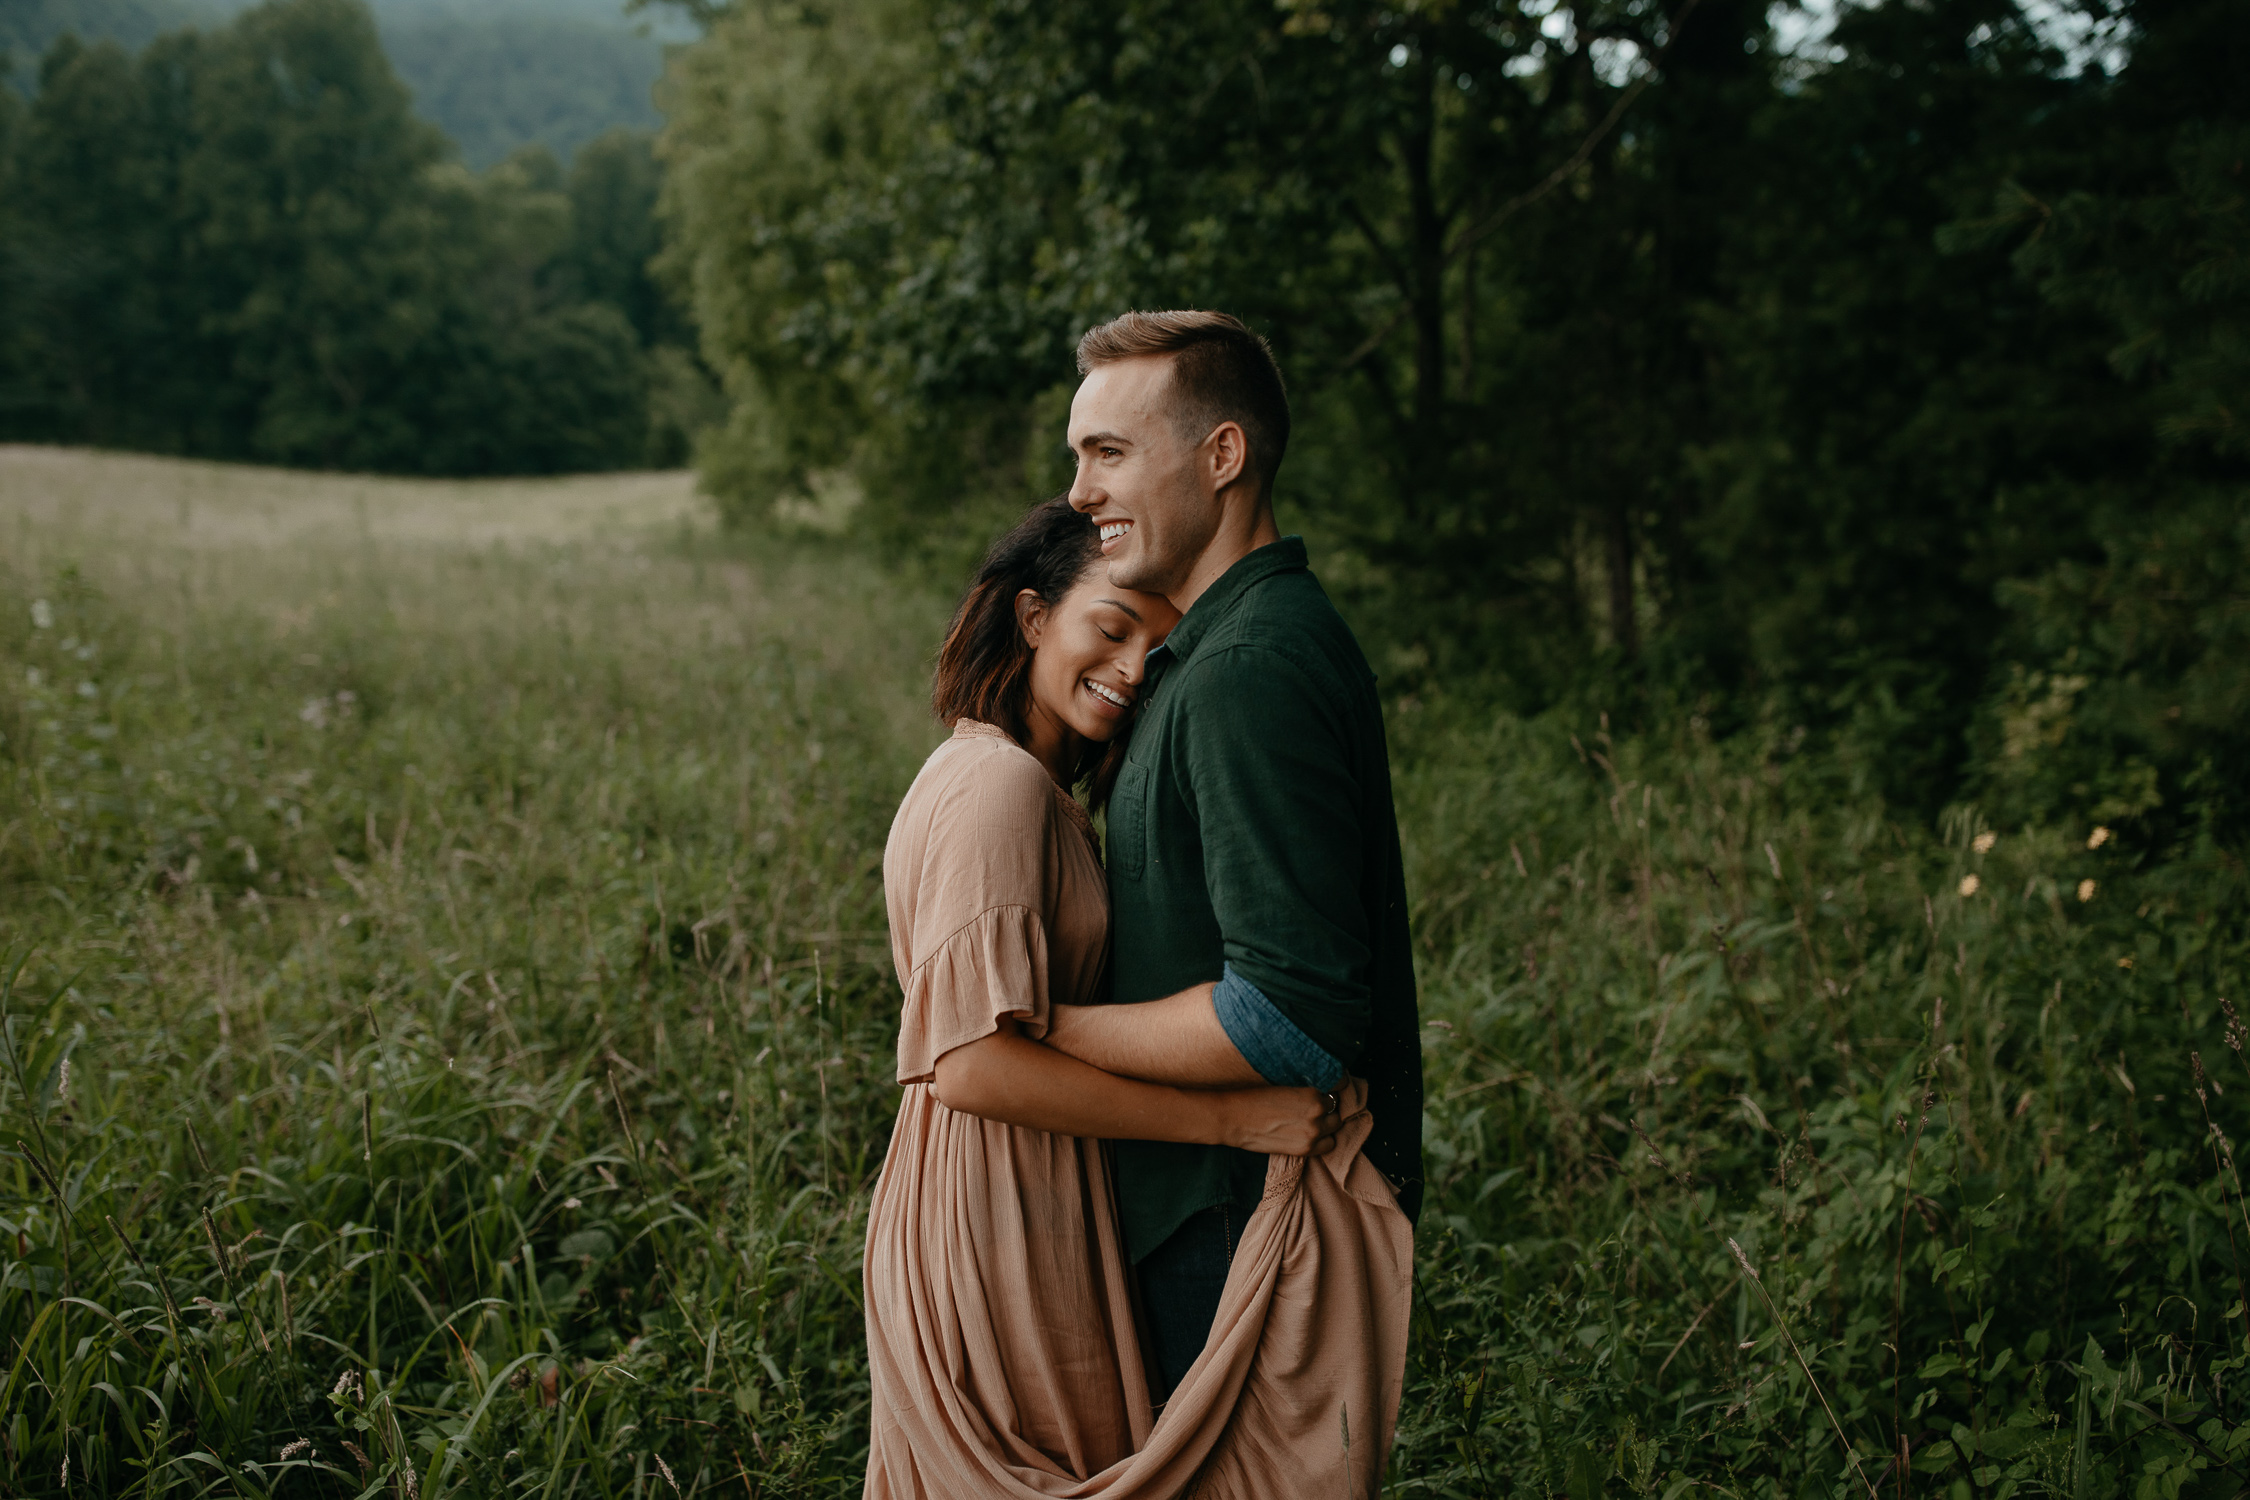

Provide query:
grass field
left=2, top=446, right=2246, bottom=1498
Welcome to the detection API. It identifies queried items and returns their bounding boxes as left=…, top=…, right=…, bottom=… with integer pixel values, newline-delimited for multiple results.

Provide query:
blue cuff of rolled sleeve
left=1212, top=963, right=1344, bottom=1090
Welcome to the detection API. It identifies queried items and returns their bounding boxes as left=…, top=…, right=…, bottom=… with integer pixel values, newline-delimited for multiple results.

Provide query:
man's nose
left=1066, top=469, right=1098, bottom=512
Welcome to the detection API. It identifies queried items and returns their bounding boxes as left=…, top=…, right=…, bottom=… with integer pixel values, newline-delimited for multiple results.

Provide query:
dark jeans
left=1136, top=1203, right=1239, bottom=1402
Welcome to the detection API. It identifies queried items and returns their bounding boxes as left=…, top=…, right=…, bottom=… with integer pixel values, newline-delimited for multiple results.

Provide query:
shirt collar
left=1157, top=536, right=1308, bottom=664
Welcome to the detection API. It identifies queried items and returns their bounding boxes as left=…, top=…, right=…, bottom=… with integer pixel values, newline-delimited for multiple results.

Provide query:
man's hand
left=1218, top=1086, right=1343, bottom=1157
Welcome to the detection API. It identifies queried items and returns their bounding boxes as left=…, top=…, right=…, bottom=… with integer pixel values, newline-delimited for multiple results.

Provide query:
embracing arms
left=930, top=1016, right=1337, bottom=1156
left=1041, top=982, right=1263, bottom=1088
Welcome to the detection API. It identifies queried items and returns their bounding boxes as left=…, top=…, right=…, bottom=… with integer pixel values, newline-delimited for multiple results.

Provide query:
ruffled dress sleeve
left=896, top=904, right=1051, bottom=1083
left=887, top=731, right=1064, bottom=1084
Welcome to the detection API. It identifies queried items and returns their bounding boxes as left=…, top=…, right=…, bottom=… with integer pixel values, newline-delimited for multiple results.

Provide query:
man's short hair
left=1075, top=310, right=1291, bottom=502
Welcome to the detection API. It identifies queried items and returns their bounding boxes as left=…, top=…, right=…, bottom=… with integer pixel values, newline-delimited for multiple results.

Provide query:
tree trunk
left=1606, top=502, right=1639, bottom=660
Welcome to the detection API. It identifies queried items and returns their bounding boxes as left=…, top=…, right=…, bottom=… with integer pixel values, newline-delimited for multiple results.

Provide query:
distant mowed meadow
left=2, top=446, right=2246, bottom=1498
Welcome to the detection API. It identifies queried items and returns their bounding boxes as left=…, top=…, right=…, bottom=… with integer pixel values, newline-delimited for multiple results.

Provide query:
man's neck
left=1169, top=500, right=1283, bottom=617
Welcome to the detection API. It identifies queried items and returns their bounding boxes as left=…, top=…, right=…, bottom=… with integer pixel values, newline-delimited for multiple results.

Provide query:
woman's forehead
left=1063, top=569, right=1174, bottom=624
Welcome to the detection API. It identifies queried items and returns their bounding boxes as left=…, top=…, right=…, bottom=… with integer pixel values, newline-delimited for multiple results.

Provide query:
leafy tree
left=656, top=0, right=929, bottom=509
left=179, top=0, right=462, bottom=465
left=1967, top=0, right=2250, bottom=845
left=568, top=126, right=680, bottom=347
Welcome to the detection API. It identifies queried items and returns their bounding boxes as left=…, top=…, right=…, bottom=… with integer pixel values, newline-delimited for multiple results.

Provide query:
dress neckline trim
left=949, top=719, right=1096, bottom=841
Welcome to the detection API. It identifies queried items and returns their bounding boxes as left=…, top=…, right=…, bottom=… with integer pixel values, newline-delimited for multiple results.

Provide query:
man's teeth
left=1086, top=680, right=1130, bottom=708
left=1099, top=522, right=1130, bottom=542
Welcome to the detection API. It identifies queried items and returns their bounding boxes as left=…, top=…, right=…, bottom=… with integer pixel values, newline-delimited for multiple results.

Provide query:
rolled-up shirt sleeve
left=1213, top=962, right=1345, bottom=1089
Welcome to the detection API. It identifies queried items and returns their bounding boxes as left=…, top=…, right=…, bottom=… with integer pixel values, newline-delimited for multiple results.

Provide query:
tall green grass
left=2, top=453, right=2246, bottom=1497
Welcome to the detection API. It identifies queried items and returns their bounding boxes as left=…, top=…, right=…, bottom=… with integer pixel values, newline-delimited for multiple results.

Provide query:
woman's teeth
left=1086, top=680, right=1130, bottom=709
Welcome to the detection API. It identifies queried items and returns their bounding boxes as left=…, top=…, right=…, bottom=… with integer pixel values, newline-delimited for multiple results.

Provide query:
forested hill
left=3, top=0, right=672, bottom=164
left=0, top=0, right=720, bottom=477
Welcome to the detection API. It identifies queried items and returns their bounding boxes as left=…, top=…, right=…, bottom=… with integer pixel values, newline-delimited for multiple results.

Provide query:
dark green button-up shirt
left=1105, top=537, right=1424, bottom=1262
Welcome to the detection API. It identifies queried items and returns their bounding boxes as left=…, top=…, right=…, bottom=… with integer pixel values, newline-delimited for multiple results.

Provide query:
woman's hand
left=1216, top=1086, right=1343, bottom=1157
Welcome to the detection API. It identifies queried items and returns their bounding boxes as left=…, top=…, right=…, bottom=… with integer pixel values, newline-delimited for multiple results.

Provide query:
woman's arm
left=930, top=1019, right=1338, bottom=1156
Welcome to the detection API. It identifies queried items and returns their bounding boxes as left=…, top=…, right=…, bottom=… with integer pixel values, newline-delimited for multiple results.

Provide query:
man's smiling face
left=1065, top=355, right=1218, bottom=600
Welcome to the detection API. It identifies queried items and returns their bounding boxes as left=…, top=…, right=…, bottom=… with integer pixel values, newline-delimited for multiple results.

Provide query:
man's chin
left=1105, top=552, right=1162, bottom=594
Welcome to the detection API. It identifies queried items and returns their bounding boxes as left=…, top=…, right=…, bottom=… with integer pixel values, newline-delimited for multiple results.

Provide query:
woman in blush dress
left=864, top=497, right=1412, bottom=1500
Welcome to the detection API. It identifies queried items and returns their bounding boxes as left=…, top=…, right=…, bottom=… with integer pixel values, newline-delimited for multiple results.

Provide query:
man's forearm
left=1044, top=984, right=1266, bottom=1087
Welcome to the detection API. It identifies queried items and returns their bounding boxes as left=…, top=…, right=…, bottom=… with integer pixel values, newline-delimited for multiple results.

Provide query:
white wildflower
left=2078, top=879, right=2097, bottom=903
left=2087, top=826, right=2111, bottom=850
left=1958, top=874, right=1981, bottom=897
left=1972, top=831, right=1997, bottom=853
left=31, top=599, right=53, bottom=629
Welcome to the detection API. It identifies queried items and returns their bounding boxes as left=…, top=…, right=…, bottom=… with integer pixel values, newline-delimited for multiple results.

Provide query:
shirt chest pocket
left=1106, top=761, right=1150, bottom=880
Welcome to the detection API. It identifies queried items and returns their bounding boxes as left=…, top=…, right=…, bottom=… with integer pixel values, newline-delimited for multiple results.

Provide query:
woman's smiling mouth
left=1084, top=678, right=1132, bottom=716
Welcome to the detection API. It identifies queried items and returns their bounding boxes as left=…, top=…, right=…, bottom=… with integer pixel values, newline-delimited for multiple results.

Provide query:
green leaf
left=556, top=1229, right=614, bottom=1260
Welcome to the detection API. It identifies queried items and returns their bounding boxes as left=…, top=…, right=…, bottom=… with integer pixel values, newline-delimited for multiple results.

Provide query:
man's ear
left=1014, top=588, right=1048, bottom=648
left=1204, top=420, right=1249, bottom=495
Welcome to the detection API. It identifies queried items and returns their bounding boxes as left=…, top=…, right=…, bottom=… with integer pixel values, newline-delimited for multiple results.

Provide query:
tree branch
left=1342, top=0, right=1706, bottom=370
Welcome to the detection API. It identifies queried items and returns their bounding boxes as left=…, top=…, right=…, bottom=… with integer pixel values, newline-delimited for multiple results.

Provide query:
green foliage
left=1387, top=696, right=2250, bottom=1495
left=0, top=0, right=200, bottom=90
left=4, top=452, right=2249, bottom=1496
left=656, top=0, right=938, bottom=536
left=659, top=0, right=2250, bottom=841
left=0, top=0, right=702, bottom=475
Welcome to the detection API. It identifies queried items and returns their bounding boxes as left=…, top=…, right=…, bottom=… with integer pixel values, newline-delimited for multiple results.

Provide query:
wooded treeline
left=659, top=0, right=2248, bottom=844
left=1, top=0, right=2241, bottom=846
left=0, top=0, right=707, bottom=474
left=4, top=0, right=674, bottom=166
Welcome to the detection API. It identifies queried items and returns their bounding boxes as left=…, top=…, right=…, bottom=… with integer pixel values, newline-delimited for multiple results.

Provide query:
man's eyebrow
left=1076, top=430, right=1130, bottom=449
left=1095, top=597, right=1143, bottom=622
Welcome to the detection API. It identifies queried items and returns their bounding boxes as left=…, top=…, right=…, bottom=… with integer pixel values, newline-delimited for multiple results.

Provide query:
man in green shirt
left=1046, top=310, right=1423, bottom=1400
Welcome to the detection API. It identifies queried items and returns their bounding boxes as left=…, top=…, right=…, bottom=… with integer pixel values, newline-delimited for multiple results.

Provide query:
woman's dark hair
left=932, top=495, right=1130, bottom=805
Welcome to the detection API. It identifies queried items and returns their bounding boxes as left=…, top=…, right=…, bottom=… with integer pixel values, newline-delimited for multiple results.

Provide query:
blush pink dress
left=864, top=720, right=1413, bottom=1500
